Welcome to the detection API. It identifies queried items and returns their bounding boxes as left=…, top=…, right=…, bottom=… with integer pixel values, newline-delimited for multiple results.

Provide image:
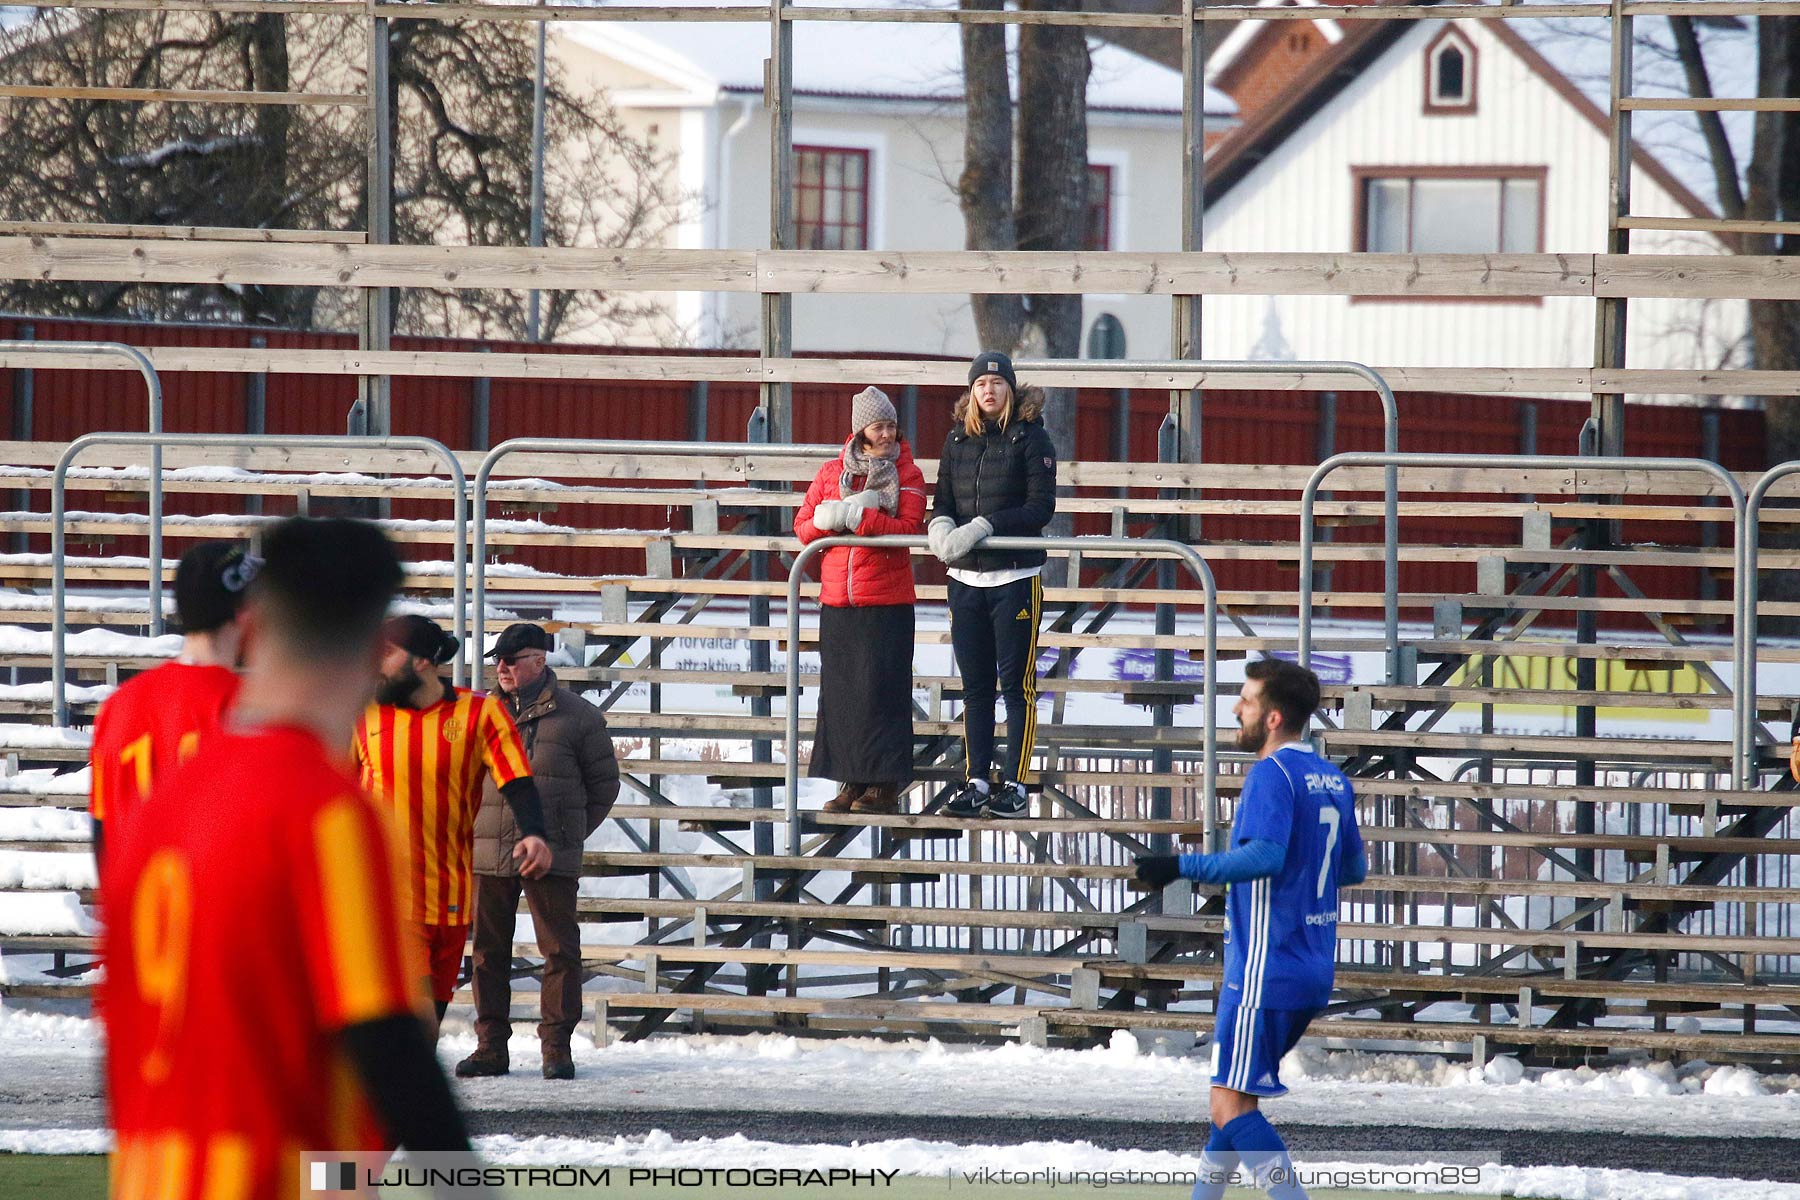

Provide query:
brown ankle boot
left=823, top=784, right=861, bottom=814
left=851, top=784, right=901, bottom=815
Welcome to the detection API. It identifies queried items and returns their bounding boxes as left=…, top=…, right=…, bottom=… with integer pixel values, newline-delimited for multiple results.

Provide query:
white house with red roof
left=1197, top=12, right=1750, bottom=394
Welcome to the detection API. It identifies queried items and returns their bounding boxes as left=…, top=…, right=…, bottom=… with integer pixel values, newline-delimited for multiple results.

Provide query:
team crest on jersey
left=441, top=719, right=464, bottom=743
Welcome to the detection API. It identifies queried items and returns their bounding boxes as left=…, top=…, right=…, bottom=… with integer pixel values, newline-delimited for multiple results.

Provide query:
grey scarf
left=841, top=436, right=901, bottom=514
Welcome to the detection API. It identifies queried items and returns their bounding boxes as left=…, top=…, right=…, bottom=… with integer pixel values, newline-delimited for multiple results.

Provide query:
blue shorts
left=1209, top=993, right=1320, bottom=1098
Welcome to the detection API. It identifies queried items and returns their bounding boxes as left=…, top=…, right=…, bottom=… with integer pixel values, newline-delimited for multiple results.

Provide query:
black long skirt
left=808, top=603, right=915, bottom=786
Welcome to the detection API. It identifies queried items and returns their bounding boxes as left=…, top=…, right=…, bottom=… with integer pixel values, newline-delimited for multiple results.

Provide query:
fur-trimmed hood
left=951, top=383, right=1046, bottom=430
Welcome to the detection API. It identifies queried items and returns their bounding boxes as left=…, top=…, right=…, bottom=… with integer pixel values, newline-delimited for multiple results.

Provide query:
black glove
left=1134, top=855, right=1182, bottom=888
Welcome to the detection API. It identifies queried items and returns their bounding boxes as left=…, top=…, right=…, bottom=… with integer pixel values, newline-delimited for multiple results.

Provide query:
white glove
left=813, top=500, right=846, bottom=532
left=939, top=517, right=994, bottom=563
left=838, top=493, right=870, bottom=534
left=927, top=516, right=955, bottom=559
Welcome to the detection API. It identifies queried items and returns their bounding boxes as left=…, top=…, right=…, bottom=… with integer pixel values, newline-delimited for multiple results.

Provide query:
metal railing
left=51, top=432, right=465, bottom=725
left=1, top=342, right=165, bottom=634
left=469, top=435, right=836, bottom=665
left=1742, top=462, right=1800, bottom=785
left=1014, top=358, right=1400, bottom=681
left=1297, top=452, right=1749, bottom=786
left=783, top=534, right=1220, bottom=856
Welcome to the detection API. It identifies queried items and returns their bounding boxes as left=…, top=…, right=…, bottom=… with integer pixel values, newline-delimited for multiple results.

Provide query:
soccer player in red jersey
left=355, top=614, right=552, bottom=1030
left=88, top=541, right=259, bottom=865
left=102, top=517, right=479, bottom=1200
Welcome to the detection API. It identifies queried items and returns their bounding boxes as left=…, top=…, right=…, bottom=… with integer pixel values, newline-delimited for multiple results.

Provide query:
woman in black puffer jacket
left=928, top=350, right=1057, bottom=819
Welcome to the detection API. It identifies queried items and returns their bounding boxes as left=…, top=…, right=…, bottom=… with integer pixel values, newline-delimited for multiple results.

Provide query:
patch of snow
left=0, top=626, right=182, bottom=659
left=0, top=891, right=96, bottom=936
left=109, top=134, right=259, bottom=170
left=0, top=768, right=89, bottom=797
left=0, top=809, right=91, bottom=841
left=0, top=683, right=113, bottom=704
left=0, top=852, right=94, bottom=891
left=0, top=726, right=89, bottom=751
left=0, top=1128, right=110, bottom=1155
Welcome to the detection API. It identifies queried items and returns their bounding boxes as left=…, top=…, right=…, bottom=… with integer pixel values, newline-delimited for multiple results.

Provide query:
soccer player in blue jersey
left=1135, top=658, right=1367, bottom=1200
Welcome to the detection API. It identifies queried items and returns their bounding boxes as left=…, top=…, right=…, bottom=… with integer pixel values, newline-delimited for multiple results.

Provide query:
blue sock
left=1221, top=1112, right=1307, bottom=1199
left=1191, top=1123, right=1237, bottom=1200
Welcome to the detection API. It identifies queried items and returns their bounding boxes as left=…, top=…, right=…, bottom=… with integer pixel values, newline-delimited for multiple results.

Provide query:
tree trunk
left=958, top=0, right=1024, bottom=352
left=1746, top=16, right=1800, bottom=466
left=247, top=12, right=301, bottom=325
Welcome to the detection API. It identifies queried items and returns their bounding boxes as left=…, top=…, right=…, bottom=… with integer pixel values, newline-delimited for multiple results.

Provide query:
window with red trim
left=1358, top=172, right=1542, bottom=253
left=794, top=146, right=871, bottom=251
left=1084, top=164, right=1114, bottom=252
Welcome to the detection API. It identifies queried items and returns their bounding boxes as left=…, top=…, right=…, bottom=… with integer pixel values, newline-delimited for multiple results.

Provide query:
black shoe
left=984, top=782, right=1029, bottom=819
left=542, top=1046, right=575, bottom=1080
left=455, top=1046, right=510, bottom=1077
left=943, top=780, right=989, bottom=818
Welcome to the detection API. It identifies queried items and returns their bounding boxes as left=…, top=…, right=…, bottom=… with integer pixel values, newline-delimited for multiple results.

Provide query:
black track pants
left=948, top=574, right=1042, bottom=785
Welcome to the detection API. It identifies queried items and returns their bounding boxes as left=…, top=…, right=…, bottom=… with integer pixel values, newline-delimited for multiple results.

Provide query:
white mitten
left=941, top=516, right=994, bottom=562
left=812, top=500, right=846, bottom=532
left=838, top=494, right=869, bottom=533
left=927, top=516, right=956, bottom=560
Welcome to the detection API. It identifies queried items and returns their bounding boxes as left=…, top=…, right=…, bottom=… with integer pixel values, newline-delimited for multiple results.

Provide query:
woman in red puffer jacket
left=794, top=386, right=927, bottom=814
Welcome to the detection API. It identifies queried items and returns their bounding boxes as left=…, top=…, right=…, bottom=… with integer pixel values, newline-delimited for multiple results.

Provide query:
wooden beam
left=0, top=221, right=366, bottom=244
left=0, top=239, right=759, bottom=292
left=1596, top=254, right=1800, bottom=300
left=759, top=250, right=1597, bottom=297
left=1618, top=97, right=1800, bottom=112
left=7, top=241, right=1800, bottom=303
left=1619, top=216, right=1800, bottom=236
left=0, top=84, right=364, bottom=107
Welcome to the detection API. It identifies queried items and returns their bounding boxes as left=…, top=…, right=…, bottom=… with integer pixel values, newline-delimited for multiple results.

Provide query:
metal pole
left=759, top=0, right=795, bottom=443
left=1592, top=0, right=1633, bottom=459
left=363, top=4, right=394, bottom=436
left=1740, top=465, right=1800, bottom=788
left=53, top=432, right=466, bottom=727
left=783, top=536, right=1218, bottom=857
left=0, top=341, right=164, bottom=634
left=1299, top=452, right=1746, bottom=785
left=526, top=4, right=548, bottom=342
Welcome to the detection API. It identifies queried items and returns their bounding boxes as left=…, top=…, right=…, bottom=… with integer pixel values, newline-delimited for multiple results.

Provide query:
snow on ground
left=4, top=1016, right=1800, bottom=1195
left=471, top=1132, right=1800, bottom=1200
left=414, top=1027, right=1800, bottom=1142
left=0, top=1122, right=1791, bottom=1199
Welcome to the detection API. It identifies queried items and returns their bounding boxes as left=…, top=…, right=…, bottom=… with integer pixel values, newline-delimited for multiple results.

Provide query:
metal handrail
left=1297, top=452, right=1748, bottom=788
left=469, top=436, right=837, bottom=665
left=1014, top=357, right=1401, bottom=681
left=51, top=432, right=466, bottom=726
left=783, top=534, right=1219, bottom=856
left=1741, top=463, right=1800, bottom=785
left=1, top=342, right=165, bottom=633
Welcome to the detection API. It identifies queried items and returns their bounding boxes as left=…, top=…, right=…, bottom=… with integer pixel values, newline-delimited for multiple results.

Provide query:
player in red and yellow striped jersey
left=102, top=518, right=478, bottom=1200
left=354, top=615, right=551, bottom=1027
left=89, top=541, right=259, bottom=866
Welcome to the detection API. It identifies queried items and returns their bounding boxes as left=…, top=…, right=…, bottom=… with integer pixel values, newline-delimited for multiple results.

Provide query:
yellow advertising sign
left=1448, top=653, right=1713, bottom=724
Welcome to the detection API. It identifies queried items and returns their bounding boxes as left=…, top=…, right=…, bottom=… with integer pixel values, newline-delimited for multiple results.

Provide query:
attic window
left=1424, top=27, right=1476, bottom=113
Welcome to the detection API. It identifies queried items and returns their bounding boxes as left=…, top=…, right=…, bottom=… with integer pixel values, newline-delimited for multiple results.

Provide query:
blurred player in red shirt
left=88, top=541, right=259, bottom=865
left=355, top=614, right=552, bottom=1032
left=102, top=517, right=479, bottom=1200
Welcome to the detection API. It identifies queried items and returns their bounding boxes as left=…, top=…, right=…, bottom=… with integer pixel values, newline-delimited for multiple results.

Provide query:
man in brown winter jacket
left=455, top=623, right=620, bottom=1081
